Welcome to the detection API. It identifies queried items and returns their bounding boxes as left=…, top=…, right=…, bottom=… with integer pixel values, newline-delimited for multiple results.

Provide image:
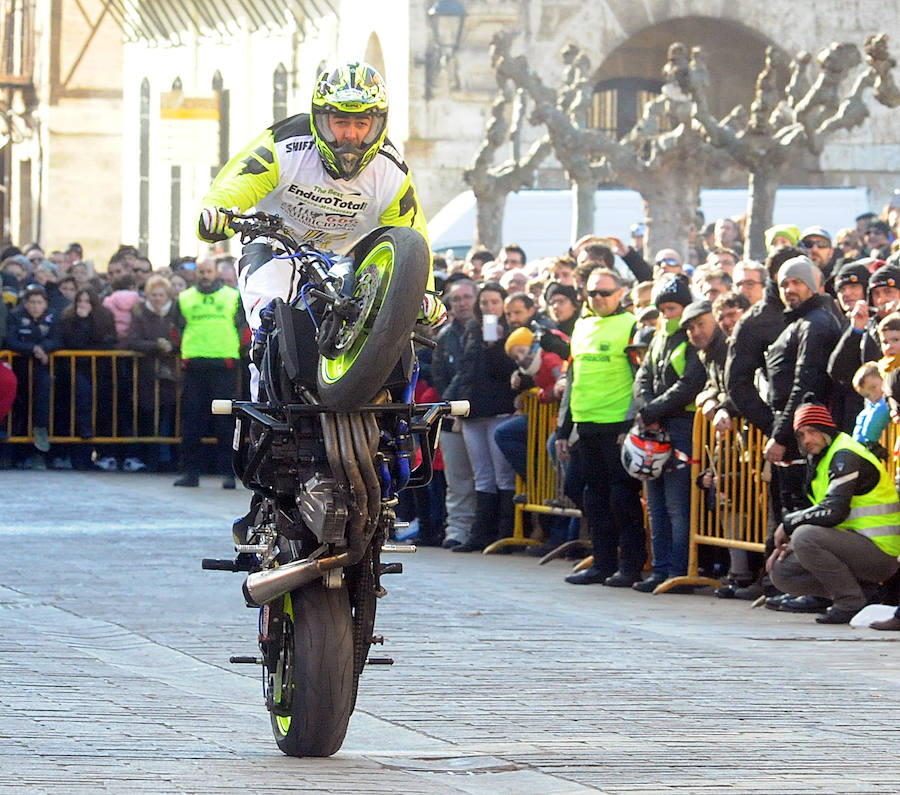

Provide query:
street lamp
left=423, top=0, right=466, bottom=100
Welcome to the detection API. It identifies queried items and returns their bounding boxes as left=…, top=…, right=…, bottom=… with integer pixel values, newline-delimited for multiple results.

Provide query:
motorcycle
left=201, top=211, right=467, bottom=757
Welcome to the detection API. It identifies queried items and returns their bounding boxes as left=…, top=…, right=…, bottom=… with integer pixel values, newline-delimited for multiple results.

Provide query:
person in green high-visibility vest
left=768, top=399, right=900, bottom=625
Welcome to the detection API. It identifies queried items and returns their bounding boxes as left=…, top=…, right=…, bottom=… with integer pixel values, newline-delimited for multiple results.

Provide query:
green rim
left=319, top=241, right=395, bottom=385
left=274, top=593, right=294, bottom=736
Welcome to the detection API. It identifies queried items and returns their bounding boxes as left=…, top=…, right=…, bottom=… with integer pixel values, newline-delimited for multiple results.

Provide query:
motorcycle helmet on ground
left=621, top=425, right=672, bottom=480
left=311, top=61, right=389, bottom=180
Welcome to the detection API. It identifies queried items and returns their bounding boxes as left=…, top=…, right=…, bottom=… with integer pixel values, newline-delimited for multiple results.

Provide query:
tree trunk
left=745, top=164, right=779, bottom=262
left=473, top=190, right=505, bottom=255
left=572, top=179, right=595, bottom=243
left=640, top=166, right=700, bottom=264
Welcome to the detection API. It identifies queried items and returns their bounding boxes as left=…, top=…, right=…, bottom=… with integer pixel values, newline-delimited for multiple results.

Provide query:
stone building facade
left=2, top=1, right=897, bottom=264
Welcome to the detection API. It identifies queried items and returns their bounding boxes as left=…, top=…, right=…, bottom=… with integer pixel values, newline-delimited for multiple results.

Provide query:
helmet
left=311, top=61, right=388, bottom=180
left=620, top=425, right=672, bottom=481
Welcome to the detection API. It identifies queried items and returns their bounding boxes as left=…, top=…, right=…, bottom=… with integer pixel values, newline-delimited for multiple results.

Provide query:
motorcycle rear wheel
left=316, top=226, right=429, bottom=410
left=270, top=582, right=354, bottom=757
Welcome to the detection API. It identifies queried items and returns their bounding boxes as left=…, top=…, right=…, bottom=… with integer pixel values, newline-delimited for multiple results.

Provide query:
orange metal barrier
left=1, top=349, right=183, bottom=444
left=485, top=391, right=581, bottom=553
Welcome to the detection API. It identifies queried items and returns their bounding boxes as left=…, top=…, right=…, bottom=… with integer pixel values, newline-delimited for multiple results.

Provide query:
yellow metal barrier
left=663, top=412, right=766, bottom=592
left=1, top=349, right=183, bottom=444
left=485, top=391, right=581, bottom=554
left=665, top=412, right=900, bottom=594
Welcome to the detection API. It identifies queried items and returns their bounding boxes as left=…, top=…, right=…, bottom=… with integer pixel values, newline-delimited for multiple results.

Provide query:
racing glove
left=198, top=207, right=235, bottom=241
left=419, top=293, right=448, bottom=328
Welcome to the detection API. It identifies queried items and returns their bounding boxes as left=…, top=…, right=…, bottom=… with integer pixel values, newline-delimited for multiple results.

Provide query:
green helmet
left=311, top=61, right=388, bottom=180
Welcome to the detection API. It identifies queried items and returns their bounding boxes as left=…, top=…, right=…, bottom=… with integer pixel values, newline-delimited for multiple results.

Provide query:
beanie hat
left=834, top=261, right=870, bottom=291
left=793, top=400, right=836, bottom=432
left=504, top=326, right=534, bottom=355
left=35, top=260, right=59, bottom=278
left=764, top=224, right=800, bottom=251
left=868, top=264, right=900, bottom=296
left=653, top=274, right=693, bottom=309
left=777, top=255, right=819, bottom=294
left=544, top=281, right=579, bottom=307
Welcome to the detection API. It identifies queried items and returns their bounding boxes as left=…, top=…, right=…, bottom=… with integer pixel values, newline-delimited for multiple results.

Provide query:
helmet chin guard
left=620, top=425, right=673, bottom=481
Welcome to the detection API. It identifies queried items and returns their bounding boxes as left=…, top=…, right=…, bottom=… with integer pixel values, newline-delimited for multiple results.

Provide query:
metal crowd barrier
left=0, top=349, right=183, bottom=443
left=664, top=411, right=900, bottom=594
left=660, top=412, right=770, bottom=592
left=484, top=391, right=581, bottom=554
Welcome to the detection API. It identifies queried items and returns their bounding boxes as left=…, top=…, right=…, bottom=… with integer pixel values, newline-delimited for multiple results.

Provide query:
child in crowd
left=6, top=285, right=60, bottom=465
left=851, top=362, right=890, bottom=458
left=504, top=326, right=565, bottom=403
left=877, top=313, right=900, bottom=417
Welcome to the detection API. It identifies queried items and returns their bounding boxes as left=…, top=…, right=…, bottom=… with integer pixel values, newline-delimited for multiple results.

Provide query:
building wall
left=41, top=0, right=123, bottom=265
left=406, top=0, right=900, bottom=220
left=115, top=0, right=900, bottom=262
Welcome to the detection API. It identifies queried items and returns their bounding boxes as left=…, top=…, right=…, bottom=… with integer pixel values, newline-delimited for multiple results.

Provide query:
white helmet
left=620, top=425, right=672, bottom=480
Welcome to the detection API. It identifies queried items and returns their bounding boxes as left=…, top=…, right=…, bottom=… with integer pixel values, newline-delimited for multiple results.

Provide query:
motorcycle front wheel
left=269, top=582, right=354, bottom=757
left=316, top=226, right=429, bottom=410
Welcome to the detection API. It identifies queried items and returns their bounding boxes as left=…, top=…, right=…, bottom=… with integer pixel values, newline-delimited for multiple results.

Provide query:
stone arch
left=592, top=16, right=787, bottom=124
left=364, top=32, right=386, bottom=78
left=587, top=16, right=817, bottom=185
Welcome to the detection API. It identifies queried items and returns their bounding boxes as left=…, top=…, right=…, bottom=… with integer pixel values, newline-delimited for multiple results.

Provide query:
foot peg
left=202, top=553, right=258, bottom=572
left=380, top=562, right=403, bottom=575
left=202, top=558, right=239, bottom=571
left=229, top=655, right=262, bottom=664
left=366, top=657, right=394, bottom=665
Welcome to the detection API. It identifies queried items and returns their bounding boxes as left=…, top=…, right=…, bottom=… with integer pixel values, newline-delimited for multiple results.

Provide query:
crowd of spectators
left=0, top=241, right=244, bottom=475
left=4, top=196, right=900, bottom=627
left=407, top=194, right=900, bottom=626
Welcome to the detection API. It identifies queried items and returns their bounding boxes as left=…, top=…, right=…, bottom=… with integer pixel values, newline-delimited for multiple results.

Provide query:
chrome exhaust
left=243, top=552, right=349, bottom=606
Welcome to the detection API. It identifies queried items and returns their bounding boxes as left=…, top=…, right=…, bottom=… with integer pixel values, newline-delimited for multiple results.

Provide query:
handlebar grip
left=448, top=400, right=470, bottom=417
left=211, top=399, right=233, bottom=415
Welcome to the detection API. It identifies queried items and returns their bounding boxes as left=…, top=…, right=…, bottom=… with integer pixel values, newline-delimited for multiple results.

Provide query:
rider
left=196, top=60, right=444, bottom=356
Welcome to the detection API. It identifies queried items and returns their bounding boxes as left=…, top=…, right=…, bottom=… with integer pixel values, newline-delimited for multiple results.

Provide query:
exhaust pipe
left=243, top=552, right=349, bottom=606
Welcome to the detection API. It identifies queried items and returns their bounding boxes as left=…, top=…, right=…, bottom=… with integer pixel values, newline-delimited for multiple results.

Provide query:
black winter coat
left=827, top=317, right=880, bottom=433
left=765, top=293, right=842, bottom=446
left=723, top=280, right=786, bottom=436
left=635, top=325, right=705, bottom=425
left=58, top=307, right=117, bottom=350
left=431, top=319, right=467, bottom=399
left=454, top=318, right=517, bottom=419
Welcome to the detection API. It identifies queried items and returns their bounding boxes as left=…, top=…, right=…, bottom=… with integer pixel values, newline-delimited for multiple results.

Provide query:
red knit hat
left=793, top=402, right=836, bottom=431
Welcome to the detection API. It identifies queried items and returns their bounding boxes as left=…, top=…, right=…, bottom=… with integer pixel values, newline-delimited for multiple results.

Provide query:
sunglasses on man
left=587, top=288, right=619, bottom=298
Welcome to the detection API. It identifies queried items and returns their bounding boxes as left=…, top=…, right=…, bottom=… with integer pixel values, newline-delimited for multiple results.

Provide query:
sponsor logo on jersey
left=287, top=205, right=360, bottom=232
left=284, top=140, right=315, bottom=153
left=284, top=183, right=369, bottom=213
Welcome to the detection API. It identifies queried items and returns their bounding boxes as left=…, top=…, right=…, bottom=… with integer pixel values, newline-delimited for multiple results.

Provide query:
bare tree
left=689, top=34, right=900, bottom=260
left=463, top=78, right=550, bottom=254
left=489, top=33, right=731, bottom=258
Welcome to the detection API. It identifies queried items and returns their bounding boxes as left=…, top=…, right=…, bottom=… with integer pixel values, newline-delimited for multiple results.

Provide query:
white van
left=428, top=186, right=871, bottom=259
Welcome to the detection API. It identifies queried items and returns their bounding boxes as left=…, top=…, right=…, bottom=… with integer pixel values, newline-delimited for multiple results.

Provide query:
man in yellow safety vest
left=769, top=398, right=900, bottom=624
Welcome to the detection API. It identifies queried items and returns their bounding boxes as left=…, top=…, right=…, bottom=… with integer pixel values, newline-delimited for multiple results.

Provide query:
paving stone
left=1, top=471, right=899, bottom=793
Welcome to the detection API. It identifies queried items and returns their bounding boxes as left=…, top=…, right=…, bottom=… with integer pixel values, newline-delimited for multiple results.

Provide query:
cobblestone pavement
left=2, top=471, right=900, bottom=793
